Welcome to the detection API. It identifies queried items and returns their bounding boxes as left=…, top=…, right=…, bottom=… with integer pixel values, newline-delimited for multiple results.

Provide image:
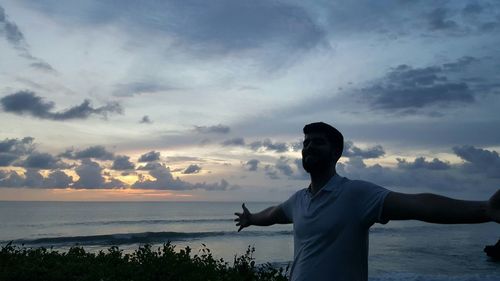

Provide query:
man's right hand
left=234, top=203, right=252, bottom=232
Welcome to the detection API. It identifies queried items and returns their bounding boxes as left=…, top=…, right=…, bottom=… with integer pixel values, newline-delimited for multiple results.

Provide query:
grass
left=0, top=242, right=289, bottom=281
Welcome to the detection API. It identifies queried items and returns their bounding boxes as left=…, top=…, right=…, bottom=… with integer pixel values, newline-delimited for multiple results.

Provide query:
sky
left=1, top=0, right=500, bottom=202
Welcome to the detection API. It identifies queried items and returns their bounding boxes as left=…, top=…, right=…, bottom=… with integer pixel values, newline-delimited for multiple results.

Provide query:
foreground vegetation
left=0, top=242, right=289, bottom=281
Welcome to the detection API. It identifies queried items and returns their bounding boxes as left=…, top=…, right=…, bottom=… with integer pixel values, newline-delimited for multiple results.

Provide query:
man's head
left=302, top=122, right=344, bottom=174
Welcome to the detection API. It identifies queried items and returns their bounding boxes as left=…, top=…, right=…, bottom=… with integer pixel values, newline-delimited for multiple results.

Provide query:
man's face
left=302, top=133, right=334, bottom=174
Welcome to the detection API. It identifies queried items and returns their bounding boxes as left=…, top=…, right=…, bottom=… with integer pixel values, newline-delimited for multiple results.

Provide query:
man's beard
left=302, top=154, right=331, bottom=174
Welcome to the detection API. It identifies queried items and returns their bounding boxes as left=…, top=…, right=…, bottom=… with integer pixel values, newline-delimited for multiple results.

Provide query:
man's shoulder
left=343, top=178, right=377, bottom=188
left=342, top=178, right=388, bottom=194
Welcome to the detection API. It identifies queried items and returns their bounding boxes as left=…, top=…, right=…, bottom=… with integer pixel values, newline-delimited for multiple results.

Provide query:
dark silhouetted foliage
left=0, top=242, right=289, bottom=281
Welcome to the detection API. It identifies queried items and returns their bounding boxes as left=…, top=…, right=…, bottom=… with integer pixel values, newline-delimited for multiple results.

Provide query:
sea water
left=1, top=201, right=499, bottom=280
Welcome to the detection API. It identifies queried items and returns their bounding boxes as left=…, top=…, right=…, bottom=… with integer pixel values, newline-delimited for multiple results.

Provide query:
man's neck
left=309, top=168, right=336, bottom=195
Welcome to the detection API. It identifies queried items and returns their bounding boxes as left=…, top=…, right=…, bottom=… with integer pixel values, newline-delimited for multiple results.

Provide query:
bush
left=0, top=242, right=289, bottom=281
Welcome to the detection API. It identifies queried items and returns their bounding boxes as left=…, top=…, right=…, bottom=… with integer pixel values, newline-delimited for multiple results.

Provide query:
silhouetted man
left=234, top=122, right=500, bottom=281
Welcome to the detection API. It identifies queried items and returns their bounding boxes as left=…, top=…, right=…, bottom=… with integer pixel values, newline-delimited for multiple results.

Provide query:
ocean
left=1, top=201, right=499, bottom=280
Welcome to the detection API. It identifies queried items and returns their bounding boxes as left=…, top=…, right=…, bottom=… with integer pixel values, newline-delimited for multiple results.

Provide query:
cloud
left=0, top=91, right=122, bottom=121
left=113, top=82, right=176, bottom=97
left=453, top=145, right=500, bottom=178
left=344, top=141, right=385, bottom=159
left=138, top=151, right=160, bottom=162
left=264, top=165, right=279, bottom=180
left=18, top=152, right=69, bottom=169
left=335, top=145, right=500, bottom=195
left=29, top=61, right=56, bottom=72
left=194, top=124, right=230, bottom=134
left=72, top=159, right=106, bottom=188
left=275, top=156, right=294, bottom=176
left=0, top=5, right=25, bottom=47
left=221, top=137, right=245, bottom=146
left=25, top=0, right=327, bottom=60
left=133, top=164, right=228, bottom=191
left=0, top=137, right=34, bottom=166
left=139, top=115, right=152, bottom=124
left=249, top=139, right=289, bottom=153
left=0, top=5, right=55, bottom=72
left=136, top=162, right=163, bottom=171
left=111, top=155, right=135, bottom=170
left=60, top=145, right=115, bottom=160
left=427, top=8, right=459, bottom=31
left=261, top=157, right=307, bottom=180
left=192, top=179, right=229, bottom=191
left=73, top=159, right=125, bottom=189
left=0, top=153, right=18, bottom=166
left=245, top=159, right=260, bottom=171
left=358, top=61, right=477, bottom=114
left=182, top=164, right=201, bottom=174
left=397, top=157, right=451, bottom=170
left=0, top=169, right=73, bottom=188
left=165, top=156, right=204, bottom=163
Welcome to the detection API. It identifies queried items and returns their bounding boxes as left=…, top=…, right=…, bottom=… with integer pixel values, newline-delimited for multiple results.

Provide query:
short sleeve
left=279, top=191, right=299, bottom=222
left=351, top=181, right=391, bottom=226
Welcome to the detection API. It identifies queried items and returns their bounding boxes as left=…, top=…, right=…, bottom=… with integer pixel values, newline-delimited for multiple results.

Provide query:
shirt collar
left=307, top=173, right=343, bottom=194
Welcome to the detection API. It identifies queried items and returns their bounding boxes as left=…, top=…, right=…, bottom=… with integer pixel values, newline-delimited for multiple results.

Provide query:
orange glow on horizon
left=0, top=188, right=195, bottom=201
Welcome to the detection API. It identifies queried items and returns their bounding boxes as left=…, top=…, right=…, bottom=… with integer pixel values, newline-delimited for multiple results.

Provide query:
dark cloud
left=262, top=157, right=308, bottom=180
left=335, top=145, right=500, bottom=196
left=194, top=124, right=230, bottom=134
left=29, top=61, right=56, bottom=72
left=111, top=155, right=135, bottom=170
left=0, top=169, right=73, bottom=189
left=453, top=145, right=500, bottom=178
left=72, top=159, right=106, bottom=188
left=133, top=164, right=228, bottom=191
left=44, top=170, right=74, bottom=188
left=427, top=8, right=459, bottom=31
left=0, top=5, right=28, bottom=48
left=275, top=157, right=293, bottom=176
left=397, top=157, right=451, bottom=170
left=0, top=91, right=122, bottom=121
left=113, top=82, right=176, bottom=97
left=264, top=165, right=279, bottom=180
left=249, top=139, right=289, bottom=153
left=138, top=151, right=160, bottom=162
left=60, top=145, right=115, bottom=160
left=192, top=179, right=229, bottom=191
left=0, top=137, right=66, bottom=170
left=182, top=164, right=202, bottom=174
left=343, top=141, right=385, bottom=159
left=442, top=56, right=478, bottom=72
left=72, top=159, right=126, bottom=189
left=0, top=137, right=34, bottom=166
left=0, top=5, right=55, bottom=72
left=139, top=115, right=152, bottom=124
left=359, top=62, right=476, bottom=113
left=0, top=153, right=18, bottom=166
left=245, top=159, right=260, bottom=171
left=26, top=0, right=327, bottom=57
left=221, top=137, right=245, bottom=146
left=136, top=162, right=163, bottom=171
left=463, top=2, right=483, bottom=16
left=19, top=152, right=69, bottom=169
left=0, top=170, right=24, bottom=187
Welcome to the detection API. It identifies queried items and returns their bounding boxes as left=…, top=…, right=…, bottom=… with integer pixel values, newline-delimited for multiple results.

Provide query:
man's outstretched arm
left=381, top=189, right=500, bottom=224
left=234, top=203, right=291, bottom=232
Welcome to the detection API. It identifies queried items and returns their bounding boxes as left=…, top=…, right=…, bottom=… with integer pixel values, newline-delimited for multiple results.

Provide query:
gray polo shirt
left=280, top=174, right=390, bottom=281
